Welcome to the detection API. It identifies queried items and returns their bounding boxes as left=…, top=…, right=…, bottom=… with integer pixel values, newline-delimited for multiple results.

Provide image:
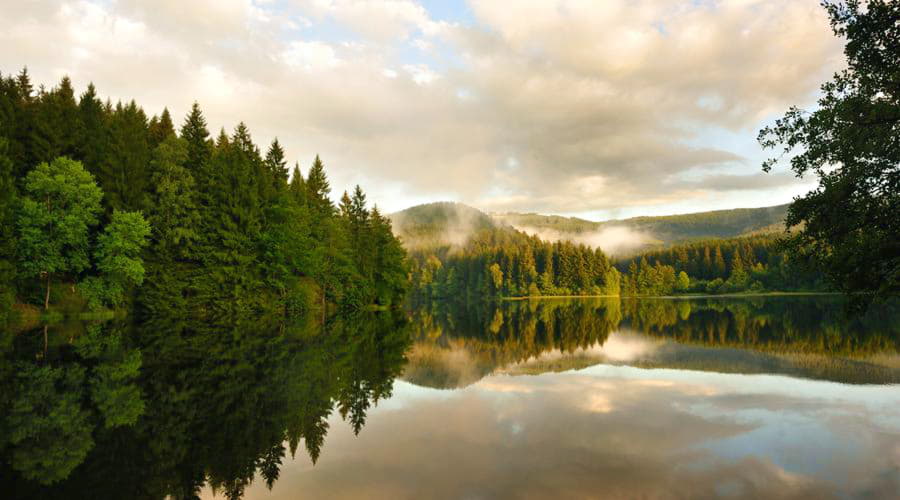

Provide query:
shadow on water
left=0, top=311, right=411, bottom=499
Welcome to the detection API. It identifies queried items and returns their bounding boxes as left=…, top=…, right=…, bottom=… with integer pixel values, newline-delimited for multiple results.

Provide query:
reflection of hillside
left=403, top=299, right=621, bottom=388
left=403, top=297, right=900, bottom=388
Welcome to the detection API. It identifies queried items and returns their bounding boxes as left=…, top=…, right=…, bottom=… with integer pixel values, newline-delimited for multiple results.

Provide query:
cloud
left=1, top=0, right=844, bottom=215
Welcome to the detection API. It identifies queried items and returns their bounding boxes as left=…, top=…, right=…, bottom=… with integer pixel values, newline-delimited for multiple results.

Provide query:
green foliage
left=759, top=0, right=900, bottom=303
left=0, top=71, right=407, bottom=314
left=0, top=312, right=411, bottom=495
left=0, top=138, right=16, bottom=316
left=4, top=363, right=94, bottom=484
left=16, top=157, right=103, bottom=307
left=494, top=203, right=790, bottom=249
left=618, top=234, right=828, bottom=295
left=81, top=210, right=151, bottom=309
left=408, top=222, right=619, bottom=300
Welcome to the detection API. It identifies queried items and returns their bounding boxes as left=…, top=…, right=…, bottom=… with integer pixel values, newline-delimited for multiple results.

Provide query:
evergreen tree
left=148, top=107, right=175, bottom=148
left=180, top=102, right=211, bottom=175
left=75, top=83, right=108, bottom=178
left=0, top=138, right=17, bottom=312
left=101, top=100, right=151, bottom=211
left=265, top=138, right=289, bottom=188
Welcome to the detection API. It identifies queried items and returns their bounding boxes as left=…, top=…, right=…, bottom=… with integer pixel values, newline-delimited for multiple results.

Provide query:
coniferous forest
left=0, top=70, right=407, bottom=319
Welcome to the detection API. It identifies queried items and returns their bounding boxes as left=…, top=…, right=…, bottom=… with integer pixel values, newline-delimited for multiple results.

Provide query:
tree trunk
left=44, top=273, right=51, bottom=310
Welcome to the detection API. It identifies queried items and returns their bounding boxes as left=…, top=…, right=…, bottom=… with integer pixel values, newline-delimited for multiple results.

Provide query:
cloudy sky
left=1, top=0, right=845, bottom=219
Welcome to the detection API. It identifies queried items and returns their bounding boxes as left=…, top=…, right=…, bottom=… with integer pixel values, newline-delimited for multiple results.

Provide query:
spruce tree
left=148, top=107, right=175, bottom=148
left=75, top=83, right=108, bottom=178
left=101, top=100, right=151, bottom=212
left=265, top=138, right=289, bottom=188
left=180, top=102, right=211, bottom=175
left=0, top=139, right=17, bottom=310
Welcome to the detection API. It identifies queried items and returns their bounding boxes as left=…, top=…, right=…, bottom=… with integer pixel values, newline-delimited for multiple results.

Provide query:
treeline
left=409, top=229, right=827, bottom=300
left=0, top=69, right=406, bottom=316
left=409, top=227, right=621, bottom=300
left=617, top=234, right=828, bottom=295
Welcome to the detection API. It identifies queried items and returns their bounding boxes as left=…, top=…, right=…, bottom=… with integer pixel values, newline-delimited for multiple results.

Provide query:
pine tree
left=180, top=102, right=211, bottom=175
left=76, top=83, right=108, bottom=178
left=265, top=138, right=289, bottom=188
left=288, top=162, right=306, bottom=205
left=306, top=155, right=332, bottom=214
left=713, top=246, right=726, bottom=278
left=148, top=107, right=175, bottom=148
left=0, top=139, right=17, bottom=310
left=101, top=100, right=151, bottom=212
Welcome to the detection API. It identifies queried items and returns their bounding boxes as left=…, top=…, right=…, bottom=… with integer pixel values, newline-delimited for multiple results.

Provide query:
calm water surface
left=2, top=296, right=898, bottom=499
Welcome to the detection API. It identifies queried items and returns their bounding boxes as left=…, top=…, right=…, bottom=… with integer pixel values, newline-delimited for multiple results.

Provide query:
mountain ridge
left=390, top=201, right=789, bottom=254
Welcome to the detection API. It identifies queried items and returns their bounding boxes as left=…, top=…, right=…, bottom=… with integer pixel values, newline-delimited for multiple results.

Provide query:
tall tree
left=75, top=83, right=109, bottom=178
left=759, top=0, right=900, bottom=303
left=16, top=157, right=103, bottom=309
left=101, top=100, right=151, bottom=211
left=265, top=138, right=289, bottom=188
left=180, top=102, right=211, bottom=175
left=148, top=107, right=175, bottom=148
left=0, top=138, right=17, bottom=311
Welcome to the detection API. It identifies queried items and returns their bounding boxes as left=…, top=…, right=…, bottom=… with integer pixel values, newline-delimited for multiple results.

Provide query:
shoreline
left=500, top=291, right=840, bottom=301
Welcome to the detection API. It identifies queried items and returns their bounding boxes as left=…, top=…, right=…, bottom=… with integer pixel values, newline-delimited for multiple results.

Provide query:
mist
left=389, top=202, right=494, bottom=251
left=509, top=224, right=657, bottom=256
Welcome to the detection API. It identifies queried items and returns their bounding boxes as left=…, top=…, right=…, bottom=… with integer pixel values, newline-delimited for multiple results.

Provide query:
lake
left=2, top=296, right=898, bottom=499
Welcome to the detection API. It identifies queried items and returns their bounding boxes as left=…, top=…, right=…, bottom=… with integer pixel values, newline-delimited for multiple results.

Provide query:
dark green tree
left=759, top=0, right=900, bottom=302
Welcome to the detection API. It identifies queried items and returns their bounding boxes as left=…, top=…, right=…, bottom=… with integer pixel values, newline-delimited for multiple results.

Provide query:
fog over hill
left=391, top=202, right=789, bottom=255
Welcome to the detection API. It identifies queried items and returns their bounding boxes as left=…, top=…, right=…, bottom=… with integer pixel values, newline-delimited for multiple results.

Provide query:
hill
left=392, top=202, right=789, bottom=255
left=494, top=204, right=789, bottom=254
left=389, top=202, right=499, bottom=250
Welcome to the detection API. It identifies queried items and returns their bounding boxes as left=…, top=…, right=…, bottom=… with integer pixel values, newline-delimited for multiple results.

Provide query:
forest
left=400, top=202, right=827, bottom=301
left=0, top=69, right=408, bottom=320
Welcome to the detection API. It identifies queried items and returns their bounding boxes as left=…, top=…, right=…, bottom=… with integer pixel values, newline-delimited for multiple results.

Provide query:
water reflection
left=405, top=297, right=900, bottom=387
left=2, top=296, right=898, bottom=499
left=0, top=312, right=410, bottom=499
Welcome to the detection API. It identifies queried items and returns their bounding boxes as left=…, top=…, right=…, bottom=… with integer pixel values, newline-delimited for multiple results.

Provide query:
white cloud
left=0, top=0, right=844, bottom=215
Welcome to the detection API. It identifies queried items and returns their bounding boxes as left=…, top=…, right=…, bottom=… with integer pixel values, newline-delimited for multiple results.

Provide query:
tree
left=0, top=139, right=16, bottom=312
left=101, top=101, right=151, bottom=211
left=759, top=0, right=900, bottom=303
left=180, top=102, right=211, bottom=175
left=80, top=210, right=152, bottom=309
left=488, top=263, right=504, bottom=292
left=17, top=157, right=103, bottom=309
left=676, top=271, right=690, bottom=292
left=265, top=138, right=289, bottom=187
left=148, top=107, right=175, bottom=148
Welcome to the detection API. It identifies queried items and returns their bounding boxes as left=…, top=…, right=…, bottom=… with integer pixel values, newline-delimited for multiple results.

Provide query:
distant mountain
left=389, top=202, right=500, bottom=250
left=494, top=204, right=789, bottom=247
left=391, top=201, right=789, bottom=254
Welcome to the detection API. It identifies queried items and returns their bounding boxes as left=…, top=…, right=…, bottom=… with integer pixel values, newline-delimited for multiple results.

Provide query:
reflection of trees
left=0, top=323, right=143, bottom=488
left=405, top=297, right=900, bottom=388
left=0, top=311, right=411, bottom=499
left=404, top=299, right=622, bottom=388
left=622, top=297, right=900, bottom=357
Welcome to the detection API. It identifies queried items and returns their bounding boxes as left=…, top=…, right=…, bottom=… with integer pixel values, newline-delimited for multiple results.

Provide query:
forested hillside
left=397, top=202, right=824, bottom=300
left=616, top=234, right=828, bottom=296
left=494, top=204, right=789, bottom=250
left=0, top=69, right=407, bottom=318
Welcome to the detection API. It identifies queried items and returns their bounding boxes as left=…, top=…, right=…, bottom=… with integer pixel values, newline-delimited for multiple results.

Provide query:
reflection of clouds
left=235, top=369, right=899, bottom=500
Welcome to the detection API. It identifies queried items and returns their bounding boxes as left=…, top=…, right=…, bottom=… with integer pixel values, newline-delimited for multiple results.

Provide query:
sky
left=0, top=0, right=845, bottom=220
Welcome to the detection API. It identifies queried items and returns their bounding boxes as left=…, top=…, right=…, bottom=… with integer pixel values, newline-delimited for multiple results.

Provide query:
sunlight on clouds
left=282, top=40, right=342, bottom=71
left=0, top=0, right=845, bottom=215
